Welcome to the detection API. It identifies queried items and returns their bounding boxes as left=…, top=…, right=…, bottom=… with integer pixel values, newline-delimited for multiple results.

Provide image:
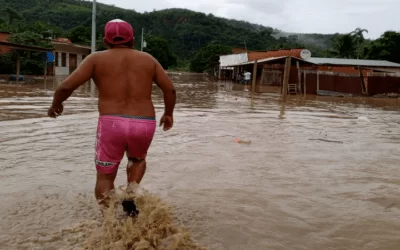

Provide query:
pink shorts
left=94, top=115, right=156, bottom=174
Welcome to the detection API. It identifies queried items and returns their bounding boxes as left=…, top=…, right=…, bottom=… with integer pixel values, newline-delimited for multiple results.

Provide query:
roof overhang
left=51, top=41, right=91, bottom=55
left=360, top=67, right=400, bottom=73
left=0, top=41, right=51, bottom=52
left=225, top=56, right=317, bottom=67
left=51, top=41, right=91, bottom=50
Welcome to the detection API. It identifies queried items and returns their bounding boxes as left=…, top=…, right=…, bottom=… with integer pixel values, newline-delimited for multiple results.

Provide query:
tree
left=350, top=28, right=368, bottom=58
left=0, top=53, right=14, bottom=74
left=189, top=44, right=231, bottom=73
left=8, top=31, right=51, bottom=47
left=143, top=35, right=177, bottom=69
left=6, top=31, right=51, bottom=75
left=67, top=25, right=91, bottom=45
left=330, top=34, right=357, bottom=59
left=0, top=8, right=23, bottom=25
left=0, top=0, right=325, bottom=60
left=365, top=31, right=400, bottom=63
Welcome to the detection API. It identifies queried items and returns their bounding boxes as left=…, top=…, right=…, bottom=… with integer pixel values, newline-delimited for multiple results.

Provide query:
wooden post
left=296, top=61, right=301, bottom=94
left=282, top=56, right=291, bottom=97
left=16, top=51, right=20, bottom=83
left=251, top=60, right=258, bottom=93
left=260, top=67, right=264, bottom=84
left=304, top=71, right=307, bottom=97
left=317, top=71, right=320, bottom=91
left=359, top=67, right=367, bottom=94
left=44, top=60, right=48, bottom=83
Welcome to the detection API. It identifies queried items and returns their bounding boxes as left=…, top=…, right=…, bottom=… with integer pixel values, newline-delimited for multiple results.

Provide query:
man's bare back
left=94, top=48, right=172, bottom=117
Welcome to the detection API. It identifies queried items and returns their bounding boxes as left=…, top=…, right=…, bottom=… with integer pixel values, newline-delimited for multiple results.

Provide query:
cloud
left=96, top=0, right=400, bottom=38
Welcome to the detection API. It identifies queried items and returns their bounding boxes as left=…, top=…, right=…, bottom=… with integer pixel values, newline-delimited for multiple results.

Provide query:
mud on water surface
left=0, top=74, right=400, bottom=250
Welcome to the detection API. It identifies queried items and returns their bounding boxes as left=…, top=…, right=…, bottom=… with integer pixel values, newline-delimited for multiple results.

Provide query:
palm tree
left=350, top=28, right=368, bottom=59
left=331, top=34, right=357, bottom=59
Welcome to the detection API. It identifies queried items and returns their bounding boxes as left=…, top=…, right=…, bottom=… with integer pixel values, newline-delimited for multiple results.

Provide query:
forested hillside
left=0, top=0, right=330, bottom=58
left=0, top=0, right=399, bottom=74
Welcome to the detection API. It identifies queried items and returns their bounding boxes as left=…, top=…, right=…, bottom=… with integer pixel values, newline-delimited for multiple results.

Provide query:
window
left=55, top=52, right=59, bottom=67
left=61, top=52, right=67, bottom=67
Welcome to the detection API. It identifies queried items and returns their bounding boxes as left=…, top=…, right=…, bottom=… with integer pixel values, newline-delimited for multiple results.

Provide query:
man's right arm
left=153, top=60, right=176, bottom=117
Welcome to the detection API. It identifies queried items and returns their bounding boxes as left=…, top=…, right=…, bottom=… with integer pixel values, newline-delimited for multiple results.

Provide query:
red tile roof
left=232, top=48, right=248, bottom=54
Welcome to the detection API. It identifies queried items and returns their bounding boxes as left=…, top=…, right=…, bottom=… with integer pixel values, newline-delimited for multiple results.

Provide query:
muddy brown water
left=0, top=74, right=400, bottom=250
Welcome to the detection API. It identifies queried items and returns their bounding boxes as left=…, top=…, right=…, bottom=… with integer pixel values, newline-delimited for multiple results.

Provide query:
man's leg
left=95, top=171, right=118, bottom=208
left=121, top=157, right=146, bottom=217
left=126, top=157, right=146, bottom=184
left=123, top=119, right=156, bottom=216
left=94, top=116, right=126, bottom=212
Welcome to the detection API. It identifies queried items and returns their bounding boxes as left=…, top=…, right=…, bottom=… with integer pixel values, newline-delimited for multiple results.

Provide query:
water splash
left=82, top=184, right=205, bottom=250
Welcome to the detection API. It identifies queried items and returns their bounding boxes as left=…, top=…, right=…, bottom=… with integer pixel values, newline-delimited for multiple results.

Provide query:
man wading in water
left=47, top=19, right=176, bottom=216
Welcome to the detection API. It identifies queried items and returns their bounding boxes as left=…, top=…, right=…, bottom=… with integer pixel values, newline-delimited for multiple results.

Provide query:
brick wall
left=0, top=32, right=11, bottom=53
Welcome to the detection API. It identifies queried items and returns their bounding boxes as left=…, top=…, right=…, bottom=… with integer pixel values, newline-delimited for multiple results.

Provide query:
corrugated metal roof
left=225, top=56, right=315, bottom=67
left=361, top=67, right=400, bottom=73
left=225, top=56, right=289, bottom=67
left=306, top=57, right=400, bottom=68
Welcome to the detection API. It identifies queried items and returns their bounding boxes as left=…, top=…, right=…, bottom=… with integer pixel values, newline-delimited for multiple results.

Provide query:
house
left=0, top=32, right=91, bottom=78
left=300, top=57, right=400, bottom=95
left=305, top=57, right=400, bottom=74
left=219, top=48, right=400, bottom=96
left=219, top=48, right=312, bottom=82
left=51, top=38, right=91, bottom=76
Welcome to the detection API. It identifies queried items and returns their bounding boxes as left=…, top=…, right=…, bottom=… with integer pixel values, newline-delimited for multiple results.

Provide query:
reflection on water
left=0, top=73, right=400, bottom=250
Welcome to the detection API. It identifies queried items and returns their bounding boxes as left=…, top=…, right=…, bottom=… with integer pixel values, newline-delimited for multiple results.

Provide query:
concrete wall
left=52, top=42, right=90, bottom=76
left=77, top=54, right=83, bottom=65
left=54, top=52, right=85, bottom=76
left=219, top=53, right=248, bottom=67
left=54, top=51, right=70, bottom=76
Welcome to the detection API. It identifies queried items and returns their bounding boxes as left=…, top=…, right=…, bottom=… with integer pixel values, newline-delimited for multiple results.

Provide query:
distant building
left=0, top=33, right=92, bottom=77
left=219, top=48, right=400, bottom=96
left=306, top=57, right=400, bottom=74
left=51, top=38, right=91, bottom=76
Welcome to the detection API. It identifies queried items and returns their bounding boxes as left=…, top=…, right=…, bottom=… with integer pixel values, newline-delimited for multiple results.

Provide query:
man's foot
left=122, top=199, right=139, bottom=217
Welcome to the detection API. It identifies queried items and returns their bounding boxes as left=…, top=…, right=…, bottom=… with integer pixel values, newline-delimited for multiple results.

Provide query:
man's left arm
left=48, top=54, right=96, bottom=118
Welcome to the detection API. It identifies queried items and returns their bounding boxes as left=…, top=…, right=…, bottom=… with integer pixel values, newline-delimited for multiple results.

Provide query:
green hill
left=0, top=0, right=335, bottom=59
left=2, top=0, right=399, bottom=74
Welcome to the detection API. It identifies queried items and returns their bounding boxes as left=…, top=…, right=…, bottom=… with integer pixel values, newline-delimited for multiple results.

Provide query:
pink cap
left=104, top=19, right=134, bottom=45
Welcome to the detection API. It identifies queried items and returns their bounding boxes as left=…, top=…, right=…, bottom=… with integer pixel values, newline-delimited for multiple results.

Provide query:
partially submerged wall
left=368, top=72, right=400, bottom=95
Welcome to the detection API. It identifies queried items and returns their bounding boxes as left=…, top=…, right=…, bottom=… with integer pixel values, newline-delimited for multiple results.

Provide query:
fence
left=299, top=70, right=364, bottom=95
left=367, top=72, right=400, bottom=95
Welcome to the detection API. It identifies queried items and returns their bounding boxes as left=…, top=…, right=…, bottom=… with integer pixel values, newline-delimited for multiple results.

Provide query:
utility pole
left=91, top=0, right=96, bottom=54
left=141, top=28, right=144, bottom=51
left=90, top=0, right=96, bottom=95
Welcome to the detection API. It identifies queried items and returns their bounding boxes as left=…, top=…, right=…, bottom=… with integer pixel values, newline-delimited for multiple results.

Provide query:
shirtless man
left=48, top=19, right=176, bottom=216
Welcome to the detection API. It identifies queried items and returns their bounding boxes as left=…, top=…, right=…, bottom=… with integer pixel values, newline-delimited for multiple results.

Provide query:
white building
left=51, top=40, right=91, bottom=76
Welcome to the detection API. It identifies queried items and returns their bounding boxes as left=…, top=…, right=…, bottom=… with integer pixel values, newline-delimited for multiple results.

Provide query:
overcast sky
left=97, top=0, right=399, bottom=39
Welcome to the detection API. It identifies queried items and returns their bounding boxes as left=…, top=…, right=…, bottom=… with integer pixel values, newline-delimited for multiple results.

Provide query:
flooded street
left=0, top=74, right=400, bottom=250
